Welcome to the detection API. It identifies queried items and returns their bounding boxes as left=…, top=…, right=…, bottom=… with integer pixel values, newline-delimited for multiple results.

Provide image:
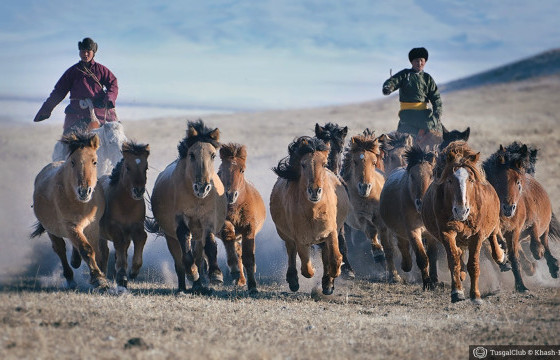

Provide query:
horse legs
left=67, top=229, right=109, bottom=289
left=539, top=228, right=559, bottom=278
left=129, top=225, right=147, bottom=281
left=297, top=242, right=315, bottom=279
left=221, top=221, right=246, bottom=287
left=165, top=235, right=188, bottom=293
left=378, top=227, right=401, bottom=283
left=442, top=231, right=465, bottom=302
left=204, top=232, right=224, bottom=285
left=48, top=233, right=76, bottom=289
left=396, top=233, right=412, bottom=273
left=529, top=226, right=545, bottom=260
left=97, top=237, right=110, bottom=276
left=338, top=225, right=355, bottom=280
left=505, top=230, right=529, bottom=292
left=407, top=229, right=431, bottom=289
left=519, top=242, right=537, bottom=276
left=284, top=238, right=299, bottom=292
left=425, top=235, right=439, bottom=286
left=365, top=225, right=385, bottom=263
left=320, top=233, right=342, bottom=295
left=70, top=247, right=81, bottom=269
left=467, top=236, right=483, bottom=304
left=242, top=235, right=257, bottom=293
left=113, top=236, right=131, bottom=288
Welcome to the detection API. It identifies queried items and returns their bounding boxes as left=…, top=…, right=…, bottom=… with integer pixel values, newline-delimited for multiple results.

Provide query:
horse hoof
left=401, top=261, right=413, bottom=273
left=128, top=271, right=138, bottom=280
left=499, top=261, right=512, bottom=272
left=117, top=277, right=128, bottom=288
left=422, top=279, right=434, bottom=291
left=288, top=281, right=299, bottom=292
left=322, top=285, right=334, bottom=295
left=209, top=270, right=224, bottom=285
left=92, top=277, right=110, bottom=290
left=192, top=281, right=213, bottom=296
left=66, top=279, right=77, bottom=290
left=230, top=270, right=241, bottom=283
left=515, top=284, right=529, bottom=293
left=471, top=298, right=483, bottom=305
left=248, top=287, right=258, bottom=295
left=451, top=291, right=465, bottom=303
left=389, top=273, right=402, bottom=284
left=341, top=267, right=356, bottom=280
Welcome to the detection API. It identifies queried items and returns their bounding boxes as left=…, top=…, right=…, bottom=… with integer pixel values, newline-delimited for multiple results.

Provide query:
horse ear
left=463, top=127, right=470, bottom=140
left=442, top=124, right=449, bottom=134
left=520, top=144, right=528, bottom=154
left=209, top=128, right=220, bottom=142
left=405, top=135, right=414, bottom=147
left=514, top=158, right=523, bottom=170
left=315, top=123, right=323, bottom=137
left=145, top=144, right=150, bottom=156
left=187, top=125, right=198, bottom=138
left=341, top=126, right=348, bottom=137
left=91, top=134, right=100, bottom=150
left=239, top=145, right=248, bottom=159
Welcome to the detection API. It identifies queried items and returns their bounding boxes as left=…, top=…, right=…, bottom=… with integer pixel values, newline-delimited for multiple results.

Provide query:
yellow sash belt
left=400, top=102, right=428, bottom=110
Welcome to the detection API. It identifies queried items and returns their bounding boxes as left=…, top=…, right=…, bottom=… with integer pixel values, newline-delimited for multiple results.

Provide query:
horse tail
left=144, top=216, right=163, bottom=236
left=30, top=221, right=46, bottom=239
left=549, top=212, right=560, bottom=242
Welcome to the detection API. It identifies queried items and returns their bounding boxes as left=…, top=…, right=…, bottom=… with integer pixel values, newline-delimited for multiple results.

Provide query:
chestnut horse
left=422, top=141, right=507, bottom=303
left=341, top=132, right=400, bottom=282
left=96, top=141, right=150, bottom=289
left=31, top=132, right=108, bottom=289
left=483, top=142, right=560, bottom=292
left=380, top=145, right=439, bottom=289
left=148, top=120, right=227, bottom=294
left=270, top=136, right=349, bottom=295
left=218, top=143, right=266, bottom=293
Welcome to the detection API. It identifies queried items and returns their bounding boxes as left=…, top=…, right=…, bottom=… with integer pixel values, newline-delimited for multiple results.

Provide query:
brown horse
left=421, top=141, right=506, bottom=303
left=483, top=142, right=560, bottom=292
left=97, top=141, right=150, bottom=289
left=148, top=120, right=227, bottom=294
left=380, top=145, right=439, bottom=289
left=341, top=132, right=401, bottom=282
left=414, top=125, right=470, bottom=151
left=218, top=143, right=266, bottom=293
left=31, top=132, right=108, bottom=289
left=378, top=131, right=414, bottom=176
left=270, top=136, right=350, bottom=295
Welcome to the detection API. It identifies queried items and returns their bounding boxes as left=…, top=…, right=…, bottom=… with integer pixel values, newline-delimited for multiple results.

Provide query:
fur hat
left=408, top=47, right=428, bottom=62
left=78, top=37, right=98, bottom=53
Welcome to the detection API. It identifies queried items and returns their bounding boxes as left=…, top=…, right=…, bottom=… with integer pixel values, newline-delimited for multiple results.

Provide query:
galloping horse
left=483, top=142, right=560, bottom=292
left=31, top=132, right=108, bottom=289
left=380, top=145, right=439, bottom=289
left=438, top=126, right=470, bottom=151
left=314, top=122, right=355, bottom=279
left=218, top=143, right=266, bottom=293
left=421, top=141, right=507, bottom=303
left=270, top=136, right=349, bottom=295
left=342, top=132, right=401, bottom=282
left=148, top=120, right=227, bottom=294
left=415, top=125, right=470, bottom=150
left=378, top=131, right=413, bottom=176
left=97, top=141, right=150, bottom=289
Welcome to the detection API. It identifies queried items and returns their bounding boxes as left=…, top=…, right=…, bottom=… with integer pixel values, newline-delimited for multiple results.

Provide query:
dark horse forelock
left=483, top=141, right=538, bottom=179
left=220, top=143, right=247, bottom=161
left=60, top=131, right=99, bottom=155
left=315, top=123, right=347, bottom=151
left=404, top=145, right=436, bottom=171
left=122, top=141, right=150, bottom=157
left=435, top=141, right=485, bottom=185
left=380, top=131, right=409, bottom=152
left=177, top=119, right=220, bottom=158
left=273, top=136, right=328, bottom=181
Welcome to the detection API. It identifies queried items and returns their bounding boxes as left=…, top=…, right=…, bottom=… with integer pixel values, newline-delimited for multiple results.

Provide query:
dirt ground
left=1, top=74, right=559, bottom=359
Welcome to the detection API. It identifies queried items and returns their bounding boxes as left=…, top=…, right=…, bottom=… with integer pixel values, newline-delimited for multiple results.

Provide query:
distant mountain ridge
left=441, top=48, right=560, bottom=93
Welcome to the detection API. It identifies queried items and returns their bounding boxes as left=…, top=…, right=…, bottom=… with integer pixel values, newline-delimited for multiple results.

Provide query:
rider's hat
left=408, top=47, right=428, bottom=62
left=78, top=37, right=98, bottom=53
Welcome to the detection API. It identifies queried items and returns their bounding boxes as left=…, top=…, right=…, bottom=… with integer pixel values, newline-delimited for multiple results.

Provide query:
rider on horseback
left=382, top=47, right=442, bottom=141
left=33, top=37, right=119, bottom=134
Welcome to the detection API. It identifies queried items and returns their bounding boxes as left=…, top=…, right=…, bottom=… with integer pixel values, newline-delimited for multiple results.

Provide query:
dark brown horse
left=421, top=141, right=506, bottom=303
left=414, top=125, right=470, bottom=151
left=147, top=120, right=227, bottom=294
left=31, top=132, right=108, bottom=289
left=98, top=141, right=150, bottom=289
left=380, top=145, right=439, bottom=289
left=218, top=143, right=266, bottom=293
left=483, top=142, right=560, bottom=292
left=270, top=137, right=350, bottom=295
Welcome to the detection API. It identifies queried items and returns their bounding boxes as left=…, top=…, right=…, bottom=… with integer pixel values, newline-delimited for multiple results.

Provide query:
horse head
left=344, top=134, right=381, bottom=198
left=403, top=145, right=437, bottom=213
left=113, top=142, right=150, bottom=200
left=379, top=131, right=413, bottom=175
left=315, top=123, right=348, bottom=174
left=61, top=132, right=100, bottom=203
left=219, top=143, right=247, bottom=204
left=439, top=126, right=470, bottom=151
left=178, top=120, right=220, bottom=199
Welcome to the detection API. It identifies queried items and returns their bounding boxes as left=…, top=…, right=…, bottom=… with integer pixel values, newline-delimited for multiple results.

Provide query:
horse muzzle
left=357, top=182, right=372, bottom=198
left=307, top=186, right=323, bottom=203
left=452, top=205, right=470, bottom=221
left=76, top=186, right=94, bottom=202
left=226, top=190, right=239, bottom=204
left=131, top=187, right=145, bottom=201
left=501, top=203, right=517, bottom=218
left=193, top=182, right=212, bottom=198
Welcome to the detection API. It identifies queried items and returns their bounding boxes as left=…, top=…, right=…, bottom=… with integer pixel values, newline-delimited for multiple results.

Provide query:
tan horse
left=148, top=120, right=226, bottom=294
left=97, top=141, right=150, bottom=289
left=218, top=143, right=266, bottom=293
left=483, top=142, right=560, bottom=292
left=422, top=141, right=506, bottom=303
left=31, top=132, right=108, bottom=289
left=380, top=145, right=440, bottom=289
left=342, top=132, right=401, bottom=282
left=270, top=136, right=349, bottom=295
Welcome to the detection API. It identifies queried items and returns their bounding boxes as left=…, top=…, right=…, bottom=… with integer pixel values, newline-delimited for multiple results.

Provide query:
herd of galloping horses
left=31, top=118, right=560, bottom=303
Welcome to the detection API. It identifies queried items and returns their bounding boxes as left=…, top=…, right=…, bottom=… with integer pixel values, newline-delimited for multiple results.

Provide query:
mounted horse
left=218, top=143, right=266, bottom=293
left=31, top=132, right=108, bottom=289
left=147, top=120, right=226, bottom=294
left=421, top=141, right=507, bottom=303
left=95, top=141, right=150, bottom=289
left=270, top=136, right=349, bottom=295
left=483, top=142, right=560, bottom=292
left=380, top=145, right=439, bottom=289
left=341, top=132, right=400, bottom=282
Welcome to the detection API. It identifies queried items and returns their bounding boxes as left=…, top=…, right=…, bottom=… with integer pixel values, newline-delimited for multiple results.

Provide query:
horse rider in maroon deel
left=33, top=37, right=118, bottom=134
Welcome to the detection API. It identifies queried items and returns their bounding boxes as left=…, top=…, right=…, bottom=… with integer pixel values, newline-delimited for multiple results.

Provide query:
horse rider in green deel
left=382, top=47, right=443, bottom=140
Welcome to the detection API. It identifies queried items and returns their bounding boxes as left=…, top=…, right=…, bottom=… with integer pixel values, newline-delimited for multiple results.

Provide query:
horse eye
left=240, top=169, right=245, bottom=174
left=71, top=160, right=75, bottom=167
left=189, top=154, right=195, bottom=160
left=301, top=163, right=306, bottom=169
left=211, top=153, right=216, bottom=159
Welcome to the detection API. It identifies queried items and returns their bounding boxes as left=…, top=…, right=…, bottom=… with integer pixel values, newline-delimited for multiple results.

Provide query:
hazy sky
left=1, top=0, right=558, bottom=111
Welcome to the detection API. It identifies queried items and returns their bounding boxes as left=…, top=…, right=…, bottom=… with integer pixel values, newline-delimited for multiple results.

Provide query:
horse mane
left=315, top=123, right=348, bottom=150
left=341, top=132, right=380, bottom=181
left=435, top=141, right=486, bottom=185
left=379, top=131, right=411, bottom=152
left=219, top=143, right=247, bottom=161
left=60, top=131, right=99, bottom=155
left=482, top=141, right=538, bottom=177
left=272, top=136, right=329, bottom=181
left=109, top=141, right=150, bottom=186
left=177, top=119, right=220, bottom=158
left=404, top=145, right=436, bottom=171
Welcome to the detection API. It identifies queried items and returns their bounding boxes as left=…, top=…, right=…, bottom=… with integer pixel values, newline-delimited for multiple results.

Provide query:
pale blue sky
left=1, top=0, right=558, bottom=110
